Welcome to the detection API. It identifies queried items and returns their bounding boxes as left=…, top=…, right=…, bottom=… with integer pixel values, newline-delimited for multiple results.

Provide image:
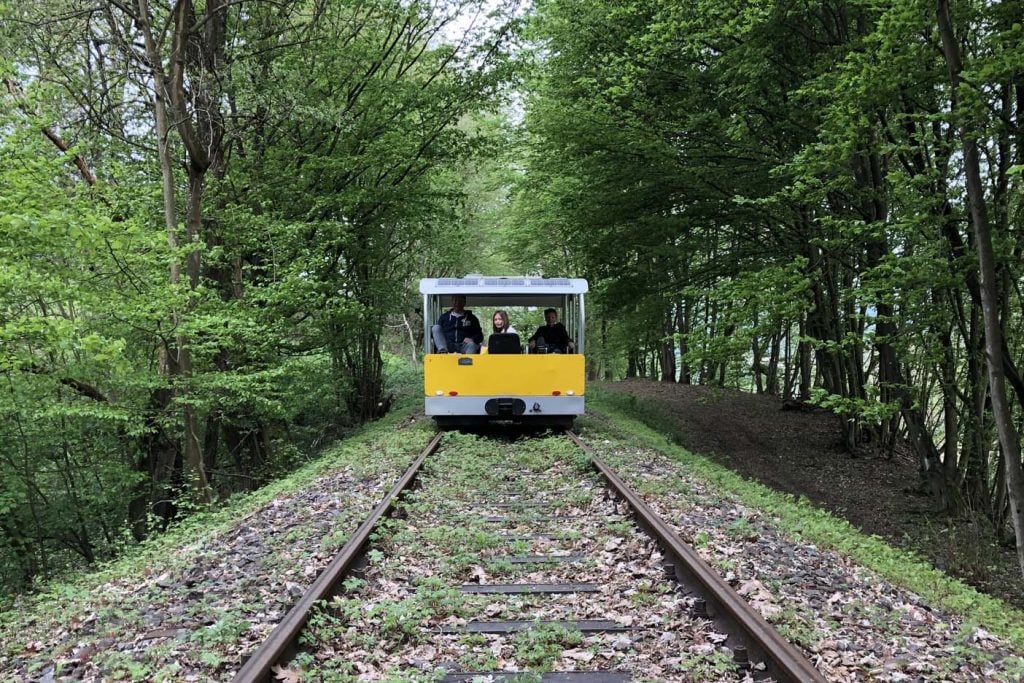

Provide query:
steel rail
left=566, top=431, right=826, bottom=683
left=233, top=431, right=444, bottom=682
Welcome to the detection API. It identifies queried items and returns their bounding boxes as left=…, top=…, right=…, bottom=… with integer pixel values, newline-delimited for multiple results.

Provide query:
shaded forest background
left=2, top=0, right=1024, bottom=599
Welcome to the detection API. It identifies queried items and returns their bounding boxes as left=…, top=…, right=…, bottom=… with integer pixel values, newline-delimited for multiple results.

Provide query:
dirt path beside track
left=598, top=379, right=1024, bottom=610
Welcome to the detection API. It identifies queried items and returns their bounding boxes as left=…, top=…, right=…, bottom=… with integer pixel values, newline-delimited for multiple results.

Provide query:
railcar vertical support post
left=422, top=294, right=431, bottom=355
left=578, top=293, right=585, bottom=354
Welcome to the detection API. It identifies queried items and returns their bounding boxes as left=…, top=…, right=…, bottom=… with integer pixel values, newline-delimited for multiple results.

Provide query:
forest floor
left=599, top=379, right=1024, bottom=611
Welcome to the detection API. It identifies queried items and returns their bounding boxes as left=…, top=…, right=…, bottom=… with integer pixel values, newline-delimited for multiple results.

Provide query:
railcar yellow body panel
left=424, top=354, right=585, bottom=397
left=419, top=275, right=588, bottom=425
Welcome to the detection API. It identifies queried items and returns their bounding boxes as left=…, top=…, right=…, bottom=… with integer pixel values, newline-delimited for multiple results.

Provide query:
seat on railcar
left=487, top=333, right=521, bottom=354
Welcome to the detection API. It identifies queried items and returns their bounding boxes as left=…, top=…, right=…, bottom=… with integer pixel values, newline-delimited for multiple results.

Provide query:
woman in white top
left=484, top=310, right=520, bottom=353
left=491, top=310, right=517, bottom=336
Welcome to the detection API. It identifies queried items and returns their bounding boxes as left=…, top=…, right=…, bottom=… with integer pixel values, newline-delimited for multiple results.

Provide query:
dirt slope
left=600, top=379, right=1023, bottom=608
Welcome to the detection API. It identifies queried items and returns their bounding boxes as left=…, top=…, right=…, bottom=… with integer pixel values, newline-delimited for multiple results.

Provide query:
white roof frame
left=420, top=276, right=588, bottom=295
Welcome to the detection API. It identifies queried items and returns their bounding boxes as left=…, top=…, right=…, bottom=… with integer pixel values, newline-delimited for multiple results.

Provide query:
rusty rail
left=232, top=431, right=444, bottom=682
left=566, top=430, right=826, bottom=683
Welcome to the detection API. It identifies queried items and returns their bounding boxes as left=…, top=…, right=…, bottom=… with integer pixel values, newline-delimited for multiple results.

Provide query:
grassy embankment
left=0, top=397, right=433, bottom=637
left=587, top=387, right=1024, bottom=652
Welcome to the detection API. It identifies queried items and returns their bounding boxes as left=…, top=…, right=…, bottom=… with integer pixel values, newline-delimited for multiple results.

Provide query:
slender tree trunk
left=752, top=314, right=764, bottom=394
left=702, top=297, right=717, bottom=384
left=676, top=299, right=691, bottom=384
left=717, top=326, right=731, bottom=388
left=402, top=314, right=419, bottom=366
left=660, top=339, right=676, bottom=382
left=962, top=304, right=991, bottom=512
left=859, top=157, right=947, bottom=496
left=767, top=332, right=781, bottom=396
left=136, top=0, right=213, bottom=503
left=783, top=325, right=795, bottom=398
left=938, top=0, right=1024, bottom=573
left=939, top=329, right=959, bottom=477
left=798, top=315, right=812, bottom=399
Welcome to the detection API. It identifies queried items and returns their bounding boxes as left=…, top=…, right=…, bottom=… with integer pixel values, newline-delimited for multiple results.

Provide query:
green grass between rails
left=586, top=388, right=1024, bottom=653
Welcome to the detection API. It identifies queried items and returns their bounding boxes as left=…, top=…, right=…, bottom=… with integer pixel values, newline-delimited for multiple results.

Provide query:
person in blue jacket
left=430, top=295, right=483, bottom=354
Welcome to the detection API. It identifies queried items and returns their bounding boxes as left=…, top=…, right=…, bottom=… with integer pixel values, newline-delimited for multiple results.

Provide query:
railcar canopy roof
left=420, top=275, right=587, bottom=307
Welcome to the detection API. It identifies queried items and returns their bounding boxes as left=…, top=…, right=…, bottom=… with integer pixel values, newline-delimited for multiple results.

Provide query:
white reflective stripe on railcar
left=424, top=395, right=585, bottom=416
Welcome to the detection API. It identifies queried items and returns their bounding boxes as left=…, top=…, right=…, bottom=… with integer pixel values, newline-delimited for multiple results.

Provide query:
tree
left=937, top=0, right=1024, bottom=574
left=0, top=0, right=518, bottom=592
left=517, top=0, right=1024, bottom=572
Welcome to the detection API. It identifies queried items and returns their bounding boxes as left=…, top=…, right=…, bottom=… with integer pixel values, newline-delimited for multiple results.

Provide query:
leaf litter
left=5, top=419, right=1020, bottom=682
left=580, top=430, right=1024, bottom=682
left=298, top=433, right=758, bottom=681
left=0, top=429, right=430, bottom=681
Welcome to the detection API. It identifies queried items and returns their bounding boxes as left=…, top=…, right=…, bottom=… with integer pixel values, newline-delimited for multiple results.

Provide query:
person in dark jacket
left=430, top=295, right=483, bottom=353
left=528, top=308, right=575, bottom=353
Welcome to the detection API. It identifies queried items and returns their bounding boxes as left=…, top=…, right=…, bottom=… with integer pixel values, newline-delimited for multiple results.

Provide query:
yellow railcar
left=420, top=276, right=588, bottom=428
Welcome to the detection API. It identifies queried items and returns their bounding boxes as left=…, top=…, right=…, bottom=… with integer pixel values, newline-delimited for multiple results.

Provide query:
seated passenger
left=485, top=309, right=524, bottom=352
left=528, top=308, right=575, bottom=354
left=491, top=310, right=517, bottom=337
left=486, top=310, right=521, bottom=354
left=430, top=294, right=483, bottom=354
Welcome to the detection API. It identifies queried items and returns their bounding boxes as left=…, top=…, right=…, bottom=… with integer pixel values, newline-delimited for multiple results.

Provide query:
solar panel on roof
left=484, top=278, right=527, bottom=286
left=422, top=277, right=585, bottom=294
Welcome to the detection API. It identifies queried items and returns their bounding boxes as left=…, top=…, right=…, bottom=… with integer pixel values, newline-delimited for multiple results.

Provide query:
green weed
left=512, top=623, right=583, bottom=670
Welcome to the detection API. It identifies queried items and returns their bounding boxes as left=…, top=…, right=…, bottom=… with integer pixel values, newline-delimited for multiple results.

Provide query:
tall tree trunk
left=751, top=314, right=764, bottom=394
left=939, top=326, right=959, bottom=478
left=135, top=0, right=212, bottom=503
left=660, top=308, right=676, bottom=382
left=717, top=337, right=730, bottom=388
left=804, top=241, right=845, bottom=397
left=767, top=332, right=781, bottom=396
left=702, top=297, right=717, bottom=384
left=798, top=315, right=812, bottom=399
left=961, top=302, right=991, bottom=512
left=660, top=339, right=676, bottom=382
left=938, top=0, right=1024, bottom=573
left=858, top=145, right=947, bottom=495
left=676, top=299, right=691, bottom=384
left=783, top=325, right=795, bottom=398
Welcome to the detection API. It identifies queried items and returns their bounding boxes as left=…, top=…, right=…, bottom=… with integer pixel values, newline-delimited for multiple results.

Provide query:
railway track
left=233, top=430, right=825, bottom=682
